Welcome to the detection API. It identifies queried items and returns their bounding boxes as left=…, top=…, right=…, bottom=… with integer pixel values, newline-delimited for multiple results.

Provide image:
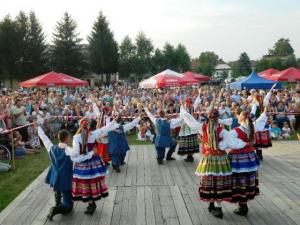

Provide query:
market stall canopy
left=258, top=68, right=280, bottom=78
left=229, top=71, right=281, bottom=90
left=139, top=69, right=198, bottom=88
left=20, top=71, right=89, bottom=88
left=183, top=71, right=210, bottom=81
left=268, top=67, right=300, bottom=82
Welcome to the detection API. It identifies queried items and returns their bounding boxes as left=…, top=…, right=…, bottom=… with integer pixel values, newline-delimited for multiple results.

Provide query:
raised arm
left=263, top=83, right=276, bottom=106
left=123, top=116, right=141, bottom=133
left=180, top=106, right=203, bottom=135
left=193, top=94, right=201, bottom=111
left=37, top=126, right=53, bottom=152
left=254, top=112, right=268, bottom=131
left=92, top=102, right=101, bottom=117
left=251, top=103, right=258, bottom=117
left=93, top=120, right=119, bottom=138
left=144, top=108, right=156, bottom=124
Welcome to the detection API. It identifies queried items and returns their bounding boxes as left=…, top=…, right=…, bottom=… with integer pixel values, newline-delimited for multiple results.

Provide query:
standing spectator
left=12, top=99, right=29, bottom=141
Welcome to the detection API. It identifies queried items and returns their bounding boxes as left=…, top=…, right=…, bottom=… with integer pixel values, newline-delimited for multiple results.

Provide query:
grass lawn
left=0, top=132, right=151, bottom=213
left=126, top=132, right=152, bottom=145
left=0, top=150, right=50, bottom=212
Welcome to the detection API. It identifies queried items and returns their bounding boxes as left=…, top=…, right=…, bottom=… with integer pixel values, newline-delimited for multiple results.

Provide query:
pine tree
left=51, top=12, right=84, bottom=76
left=135, top=32, right=154, bottom=77
left=88, top=11, right=119, bottom=79
left=26, top=11, right=47, bottom=77
left=163, top=43, right=177, bottom=70
left=15, top=11, right=29, bottom=79
left=237, top=52, right=252, bottom=76
left=151, top=48, right=165, bottom=73
left=0, top=15, right=20, bottom=82
left=175, top=44, right=191, bottom=72
left=119, top=35, right=136, bottom=79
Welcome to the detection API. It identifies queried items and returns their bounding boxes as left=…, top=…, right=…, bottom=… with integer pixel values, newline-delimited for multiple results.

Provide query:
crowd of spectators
left=0, top=83, right=300, bottom=164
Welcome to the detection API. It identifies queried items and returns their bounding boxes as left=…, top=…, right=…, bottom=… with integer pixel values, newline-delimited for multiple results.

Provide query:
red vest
left=229, top=127, right=255, bottom=154
left=201, top=123, right=225, bottom=156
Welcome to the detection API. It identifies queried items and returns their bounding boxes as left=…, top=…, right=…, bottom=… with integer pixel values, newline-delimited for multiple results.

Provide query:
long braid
left=207, top=120, right=219, bottom=150
left=247, top=117, right=255, bottom=143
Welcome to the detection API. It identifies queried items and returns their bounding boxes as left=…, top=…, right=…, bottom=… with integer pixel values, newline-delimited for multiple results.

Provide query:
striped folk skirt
left=231, top=171, right=259, bottom=203
left=177, top=134, right=199, bottom=155
left=196, top=155, right=232, bottom=202
left=228, top=151, right=260, bottom=173
left=72, top=155, right=109, bottom=202
left=97, top=143, right=110, bottom=164
left=229, top=151, right=260, bottom=203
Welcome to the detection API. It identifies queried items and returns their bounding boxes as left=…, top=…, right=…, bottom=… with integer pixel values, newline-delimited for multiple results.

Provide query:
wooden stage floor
left=0, top=142, right=300, bottom=225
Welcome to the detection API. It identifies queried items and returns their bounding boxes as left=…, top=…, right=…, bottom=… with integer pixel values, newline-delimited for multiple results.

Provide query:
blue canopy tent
left=229, top=71, right=282, bottom=90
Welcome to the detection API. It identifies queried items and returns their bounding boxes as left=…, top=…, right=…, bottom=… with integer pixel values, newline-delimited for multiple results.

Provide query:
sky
left=1, top=0, right=300, bottom=61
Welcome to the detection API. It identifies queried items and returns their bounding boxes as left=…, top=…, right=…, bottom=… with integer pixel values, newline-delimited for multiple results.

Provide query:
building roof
left=215, top=63, right=231, bottom=70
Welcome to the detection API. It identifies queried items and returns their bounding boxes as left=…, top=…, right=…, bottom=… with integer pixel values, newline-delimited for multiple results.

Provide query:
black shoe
left=113, top=165, right=121, bottom=173
left=233, top=205, right=248, bottom=216
left=85, top=202, right=96, bottom=215
left=184, top=155, right=194, bottom=162
left=166, top=157, right=176, bottom=161
left=208, top=202, right=216, bottom=213
left=121, top=162, right=126, bottom=166
left=211, top=207, right=223, bottom=219
left=47, top=206, right=63, bottom=221
left=157, top=158, right=163, bottom=165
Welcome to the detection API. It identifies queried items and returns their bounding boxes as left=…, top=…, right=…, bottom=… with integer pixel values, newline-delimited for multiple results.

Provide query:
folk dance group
left=38, top=87, right=272, bottom=221
left=38, top=112, right=141, bottom=220
left=143, top=86, right=273, bottom=219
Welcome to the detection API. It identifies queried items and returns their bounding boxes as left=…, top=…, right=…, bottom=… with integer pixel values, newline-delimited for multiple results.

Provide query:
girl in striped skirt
left=180, top=107, right=246, bottom=219
left=71, top=118, right=118, bottom=215
left=228, top=111, right=262, bottom=216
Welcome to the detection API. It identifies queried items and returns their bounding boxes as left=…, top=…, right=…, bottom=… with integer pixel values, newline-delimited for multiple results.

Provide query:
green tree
left=135, top=32, right=154, bottom=77
left=51, top=12, right=84, bottom=76
left=88, top=11, right=119, bottom=79
left=0, top=16, right=20, bottom=83
left=119, top=35, right=136, bottom=79
left=269, top=38, right=294, bottom=57
left=26, top=11, right=47, bottom=76
left=175, top=44, right=191, bottom=72
left=197, top=51, right=219, bottom=76
left=15, top=11, right=30, bottom=79
left=269, top=57, right=283, bottom=70
left=162, top=42, right=177, bottom=70
left=282, top=54, right=297, bottom=68
left=236, top=52, right=252, bottom=77
left=256, top=58, right=270, bottom=72
left=151, top=48, right=165, bottom=73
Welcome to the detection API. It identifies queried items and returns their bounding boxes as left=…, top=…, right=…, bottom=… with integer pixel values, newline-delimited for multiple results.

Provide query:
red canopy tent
left=268, top=67, right=300, bottom=82
left=20, top=71, right=89, bottom=88
left=183, top=71, right=211, bottom=81
left=258, top=68, right=280, bottom=78
left=139, top=69, right=198, bottom=88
